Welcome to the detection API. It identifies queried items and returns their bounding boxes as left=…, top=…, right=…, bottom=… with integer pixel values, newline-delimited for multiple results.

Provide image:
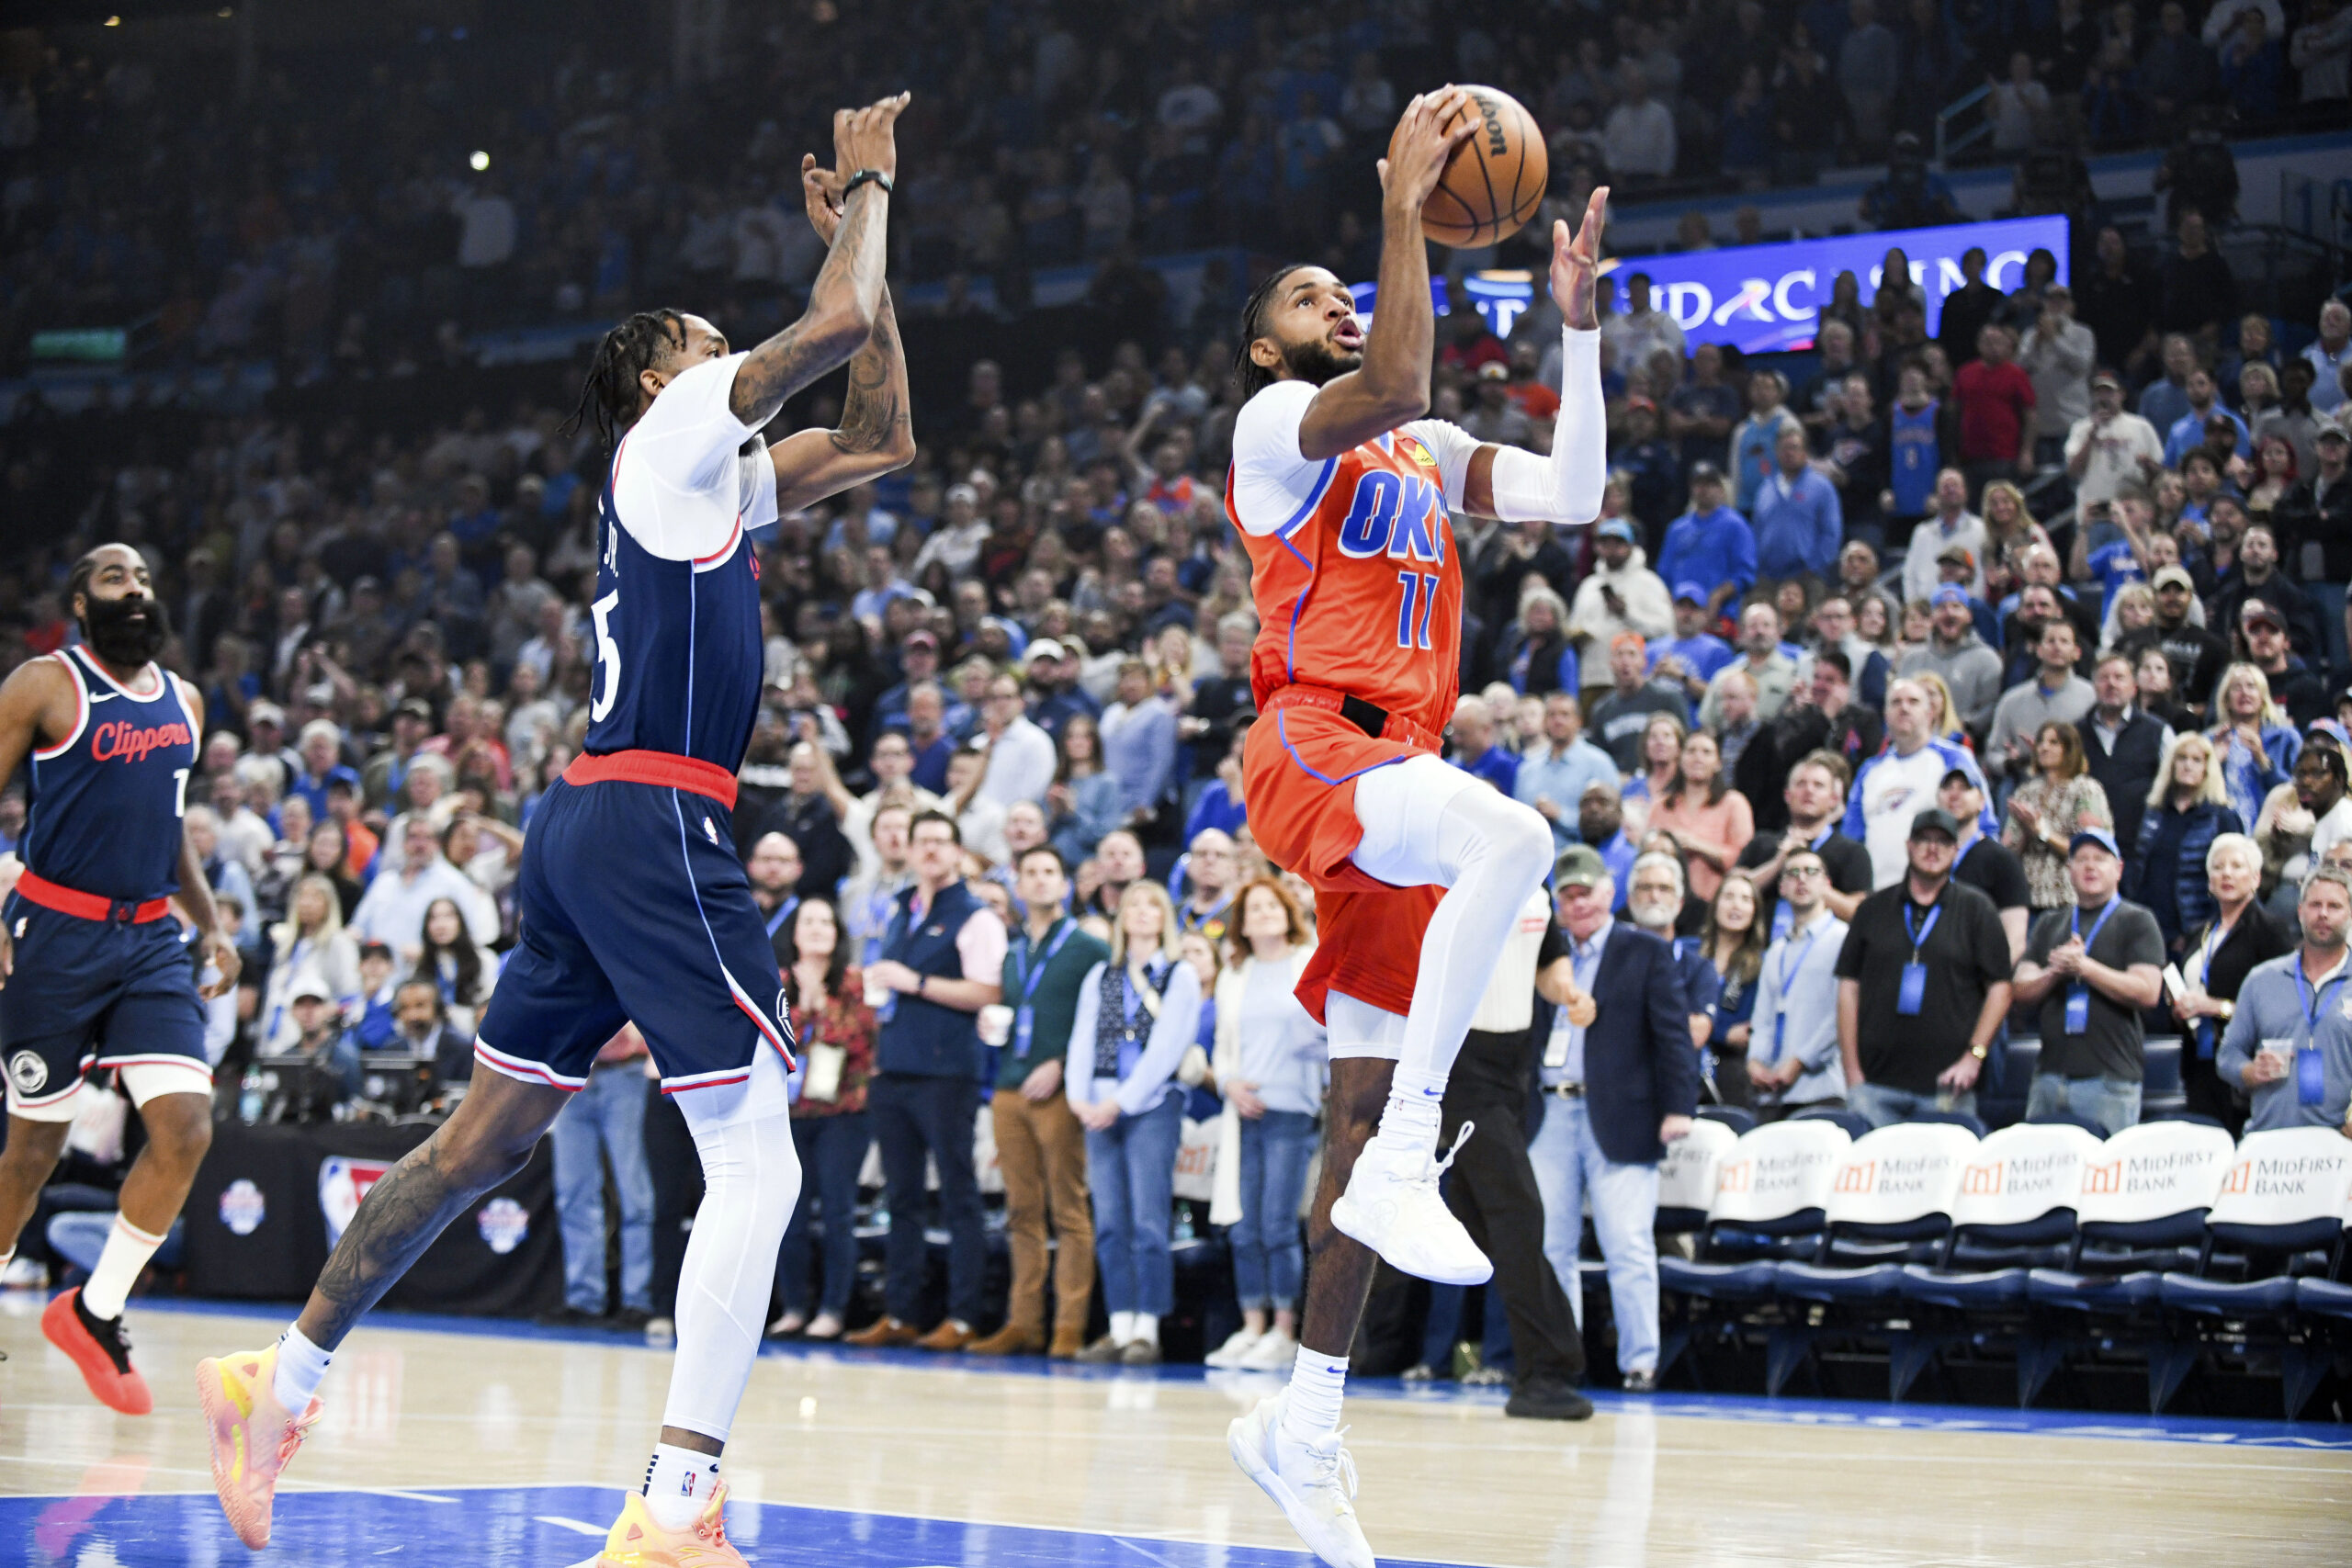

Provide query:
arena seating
left=1654, top=1117, right=2352, bottom=1416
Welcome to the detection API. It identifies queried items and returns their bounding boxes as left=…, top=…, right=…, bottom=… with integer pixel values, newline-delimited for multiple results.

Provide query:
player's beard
left=1279, top=334, right=1362, bottom=387
left=83, top=593, right=171, bottom=668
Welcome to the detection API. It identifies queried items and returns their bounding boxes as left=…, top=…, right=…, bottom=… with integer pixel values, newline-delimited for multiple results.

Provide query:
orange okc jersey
left=1226, top=380, right=1477, bottom=737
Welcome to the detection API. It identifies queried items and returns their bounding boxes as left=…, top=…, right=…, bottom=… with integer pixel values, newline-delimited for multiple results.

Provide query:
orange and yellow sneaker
left=41, top=1288, right=153, bottom=1416
left=195, top=1344, right=322, bottom=1551
left=598, top=1480, right=751, bottom=1568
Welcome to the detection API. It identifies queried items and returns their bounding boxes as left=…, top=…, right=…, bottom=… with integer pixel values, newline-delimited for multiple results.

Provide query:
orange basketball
left=1420, top=85, right=1547, bottom=249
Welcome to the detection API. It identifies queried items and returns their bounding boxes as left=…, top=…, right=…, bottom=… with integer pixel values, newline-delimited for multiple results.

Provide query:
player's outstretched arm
left=727, top=93, right=908, bottom=432
left=770, top=287, right=916, bottom=511
left=1295, top=88, right=1476, bottom=461
left=1459, top=186, right=1610, bottom=525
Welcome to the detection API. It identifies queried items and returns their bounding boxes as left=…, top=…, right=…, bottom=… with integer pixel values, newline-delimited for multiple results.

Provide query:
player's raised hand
left=801, top=153, right=847, bottom=245
left=831, top=91, right=910, bottom=185
left=1376, top=86, right=1477, bottom=213
left=1550, top=185, right=1611, bottom=332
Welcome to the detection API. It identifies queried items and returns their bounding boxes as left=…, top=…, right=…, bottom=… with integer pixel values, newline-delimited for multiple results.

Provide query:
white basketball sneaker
left=1227, top=1393, right=1374, bottom=1568
left=1329, top=1123, right=1491, bottom=1286
left=1204, top=1327, right=1265, bottom=1369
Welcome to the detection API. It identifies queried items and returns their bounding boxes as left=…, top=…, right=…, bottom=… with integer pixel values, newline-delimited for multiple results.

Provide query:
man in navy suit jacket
left=1527, top=844, right=1701, bottom=1393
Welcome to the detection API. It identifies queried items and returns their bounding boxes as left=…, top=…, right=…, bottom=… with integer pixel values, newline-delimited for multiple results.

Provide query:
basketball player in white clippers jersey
left=196, top=97, right=914, bottom=1568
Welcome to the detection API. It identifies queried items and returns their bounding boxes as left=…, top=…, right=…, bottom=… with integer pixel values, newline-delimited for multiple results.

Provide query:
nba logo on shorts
left=704, top=816, right=719, bottom=845
left=7, top=1051, right=46, bottom=1096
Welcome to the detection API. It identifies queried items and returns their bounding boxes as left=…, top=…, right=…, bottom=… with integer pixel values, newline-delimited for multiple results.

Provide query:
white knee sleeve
left=663, top=1044, right=801, bottom=1443
left=1326, top=992, right=1409, bottom=1061
left=1351, top=763, right=1555, bottom=1099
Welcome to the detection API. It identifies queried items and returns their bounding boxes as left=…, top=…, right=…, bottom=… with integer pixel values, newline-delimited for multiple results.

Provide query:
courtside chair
left=1696, top=1104, right=1758, bottom=1136
left=2157, top=1128, right=2352, bottom=1417
left=2138, top=1036, right=2188, bottom=1124
left=1769, top=1122, right=1980, bottom=1397
left=1789, top=1104, right=1872, bottom=1141
left=2024, top=1119, right=2236, bottom=1409
left=1896, top=1121, right=2105, bottom=1404
left=1657, top=1119, right=1850, bottom=1387
left=2291, top=1178, right=2352, bottom=1413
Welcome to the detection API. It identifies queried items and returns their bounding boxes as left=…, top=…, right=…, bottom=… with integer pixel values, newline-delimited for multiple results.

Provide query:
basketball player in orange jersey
left=1222, top=88, right=1609, bottom=1568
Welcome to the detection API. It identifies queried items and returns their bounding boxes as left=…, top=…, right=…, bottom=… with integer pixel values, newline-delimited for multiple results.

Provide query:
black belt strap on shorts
left=1340, top=694, right=1389, bottom=740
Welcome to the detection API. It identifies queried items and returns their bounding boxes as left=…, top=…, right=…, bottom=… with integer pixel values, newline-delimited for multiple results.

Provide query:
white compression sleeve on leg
left=1350, top=756, right=1555, bottom=1132
left=1487, top=327, right=1605, bottom=525
left=663, top=1043, right=801, bottom=1447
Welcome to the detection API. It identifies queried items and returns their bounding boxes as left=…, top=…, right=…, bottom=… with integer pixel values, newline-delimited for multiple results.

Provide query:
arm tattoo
left=730, top=188, right=888, bottom=430
left=831, top=293, right=910, bottom=457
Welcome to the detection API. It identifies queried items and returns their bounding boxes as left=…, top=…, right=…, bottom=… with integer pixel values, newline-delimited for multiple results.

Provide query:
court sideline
left=0, top=1296, right=2345, bottom=1567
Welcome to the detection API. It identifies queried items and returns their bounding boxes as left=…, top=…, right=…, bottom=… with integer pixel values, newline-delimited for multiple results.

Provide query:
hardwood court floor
left=0, top=1293, right=2346, bottom=1567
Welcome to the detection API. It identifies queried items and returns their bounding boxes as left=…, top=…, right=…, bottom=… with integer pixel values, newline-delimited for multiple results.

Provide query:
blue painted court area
left=0, top=1486, right=1394, bottom=1568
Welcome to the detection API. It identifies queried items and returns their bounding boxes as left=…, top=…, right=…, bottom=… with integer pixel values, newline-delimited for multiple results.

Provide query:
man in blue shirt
left=1515, top=691, right=1618, bottom=851
left=2161, top=367, right=2250, bottom=467
left=1752, top=427, right=1842, bottom=584
left=1447, top=694, right=1519, bottom=797
left=2218, top=865, right=2352, bottom=1134
left=1577, top=780, right=1640, bottom=909
left=1652, top=465, right=1756, bottom=623
left=1650, top=584, right=1737, bottom=719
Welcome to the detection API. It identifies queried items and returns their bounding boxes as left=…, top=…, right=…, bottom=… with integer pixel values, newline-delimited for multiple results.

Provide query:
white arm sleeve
left=1395, top=415, right=1480, bottom=510
left=1485, top=327, right=1606, bottom=525
left=1228, top=380, right=1331, bottom=536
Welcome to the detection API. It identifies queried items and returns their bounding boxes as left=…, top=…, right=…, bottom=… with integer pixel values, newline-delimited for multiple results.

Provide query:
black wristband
left=843, top=168, right=894, bottom=198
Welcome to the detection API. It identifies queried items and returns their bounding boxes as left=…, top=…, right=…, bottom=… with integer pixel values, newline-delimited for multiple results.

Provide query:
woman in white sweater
left=1203, top=877, right=1327, bottom=1371
left=1066, top=879, right=1203, bottom=1365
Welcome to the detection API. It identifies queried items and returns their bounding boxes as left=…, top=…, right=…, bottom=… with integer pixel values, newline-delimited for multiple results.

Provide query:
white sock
left=80, top=1215, right=167, bottom=1320
left=1282, top=1346, right=1349, bottom=1442
left=642, top=1442, right=721, bottom=1532
left=1131, top=1313, right=1159, bottom=1347
left=273, top=1325, right=334, bottom=1413
left=1110, top=1310, right=1136, bottom=1345
left=1381, top=1070, right=1448, bottom=1145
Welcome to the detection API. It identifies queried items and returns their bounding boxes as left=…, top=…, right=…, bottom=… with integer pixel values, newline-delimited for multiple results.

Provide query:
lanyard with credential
left=1010, top=920, right=1077, bottom=1058
left=1896, top=897, right=1941, bottom=1016
left=2063, top=897, right=2120, bottom=1035
left=2290, top=962, right=2347, bottom=1106
left=764, top=897, right=798, bottom=940
left=1769, top=923, right=1821, bottom=1065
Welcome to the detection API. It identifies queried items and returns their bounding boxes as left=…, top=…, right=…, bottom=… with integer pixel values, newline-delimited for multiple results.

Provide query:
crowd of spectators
left=5, top=0, right=2347, bottom=381
left=4, top=0, right=2351, bottom=1359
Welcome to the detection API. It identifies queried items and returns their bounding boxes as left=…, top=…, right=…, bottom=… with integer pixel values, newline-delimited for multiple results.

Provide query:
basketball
left=1419, top=85, right=1546, bottom=249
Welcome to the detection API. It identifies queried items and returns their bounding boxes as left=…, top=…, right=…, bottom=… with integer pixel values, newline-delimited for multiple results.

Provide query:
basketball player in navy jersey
left=0, top=543, right=238, bottom=1416
left=198, top=96, right=913, bottom=1566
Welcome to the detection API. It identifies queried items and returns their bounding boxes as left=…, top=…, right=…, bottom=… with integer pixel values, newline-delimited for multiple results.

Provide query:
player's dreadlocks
left=565, top=308, right=691, bottom=451
left=1231, top=263, right=1317, bottom=401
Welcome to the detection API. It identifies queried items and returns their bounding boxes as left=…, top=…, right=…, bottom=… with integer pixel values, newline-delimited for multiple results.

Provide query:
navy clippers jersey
left=582, top=351, right=781, bottom=770
left=21, top=646, right=198, bottom=902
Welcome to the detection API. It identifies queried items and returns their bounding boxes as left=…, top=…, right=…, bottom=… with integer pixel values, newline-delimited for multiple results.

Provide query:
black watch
left=844, top=168, right=894, bottom=198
